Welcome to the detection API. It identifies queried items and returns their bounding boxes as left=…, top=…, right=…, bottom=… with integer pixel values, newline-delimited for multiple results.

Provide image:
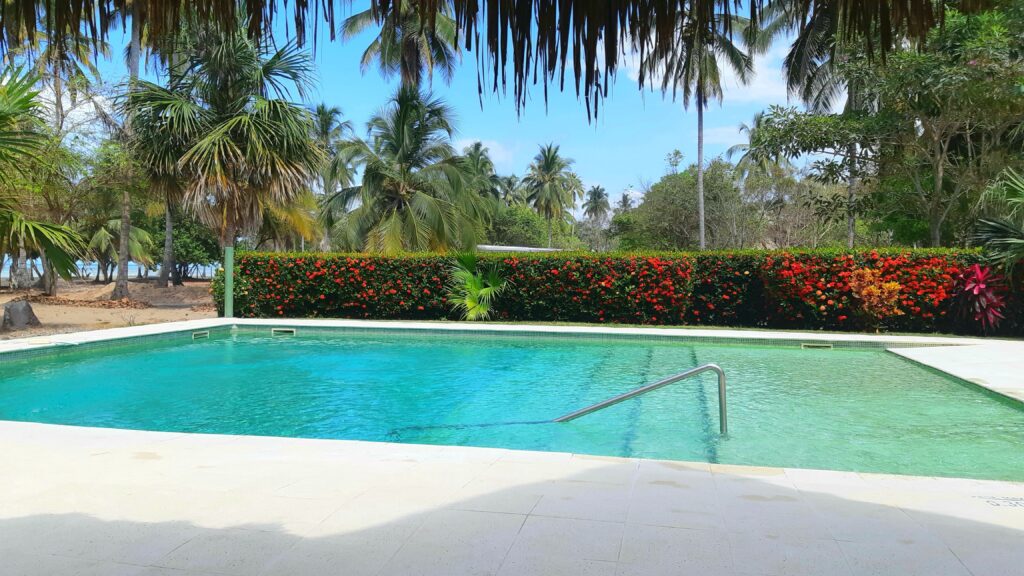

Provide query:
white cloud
left=702, top=125, right=745, bottom=148
left=454, top=138, right=517, bottom=172
left=719, top=44, right=791, bottom=106
left=619, top=42, right=793, bottom=107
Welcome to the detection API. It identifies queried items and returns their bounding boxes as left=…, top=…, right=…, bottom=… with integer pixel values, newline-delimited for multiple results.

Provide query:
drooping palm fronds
left=321, top=87, right=490, bottom=254
left=0, top=67, right=45, bottom=172
left=523, top=144, right=582, bottom=248
left=0, top=196, right=85, bottom=280
left=583, top=185, right=610, bottom=222
left=3, top=1, right=961, bottom=118
left=343, top=0, right=460, bottom=89
left=123, top=27, right=324, bottom=249
left=88, top=219, right=156, bottom=267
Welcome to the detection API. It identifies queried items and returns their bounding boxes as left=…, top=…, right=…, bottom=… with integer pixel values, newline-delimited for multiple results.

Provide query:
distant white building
left=476, top=245, right=563, bottom=253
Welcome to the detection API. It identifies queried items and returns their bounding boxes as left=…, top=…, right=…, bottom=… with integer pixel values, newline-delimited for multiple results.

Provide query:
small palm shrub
left=446, top=253, right=508, bottom=321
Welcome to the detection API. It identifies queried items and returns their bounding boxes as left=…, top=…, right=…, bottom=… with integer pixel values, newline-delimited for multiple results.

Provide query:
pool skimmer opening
left=272, top=327, right=297, bottom=336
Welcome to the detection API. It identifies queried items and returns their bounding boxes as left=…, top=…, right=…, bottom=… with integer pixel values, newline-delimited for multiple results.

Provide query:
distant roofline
left=476, top=245, right=562, bottom=253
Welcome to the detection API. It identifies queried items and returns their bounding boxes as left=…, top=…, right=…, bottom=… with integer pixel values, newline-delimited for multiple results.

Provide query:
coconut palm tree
left=321, top=87, right=489, bottom=254
left=644, top=11, right=754, bottom=249
left=462, top=141, right=500, bottom=199
left=759, top=0, right=866, bottom=248
left=342, top=0, right=459, bottom=89
left=583, top=185, right=611, bottom=223
left=497, top=175, right=527, bottom=206
left=310, top=103, right=352, bottom=156
left=616, top=192, right=634, bottom=213
left=726, top=112, right=793, bottom=181
left=0, top=67, right=85, bottom=282
left=124, top=26, right=323, bottom=314
left=523, top=144, right=582, bottom=248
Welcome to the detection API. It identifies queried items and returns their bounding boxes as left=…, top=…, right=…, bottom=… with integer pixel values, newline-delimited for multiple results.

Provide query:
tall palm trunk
left=547, top=218, right=553, bottom=248
left=156, top=196, right=175, bottom=287
left=846, top=143, right=857, bottom=249
left=696, top=92, right=706, bottom=250
left=112, top=4, right=141, bottom=300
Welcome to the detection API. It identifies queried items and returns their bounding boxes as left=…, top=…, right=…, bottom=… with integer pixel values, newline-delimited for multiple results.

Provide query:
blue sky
left=95, top=3, right=800, bottom=208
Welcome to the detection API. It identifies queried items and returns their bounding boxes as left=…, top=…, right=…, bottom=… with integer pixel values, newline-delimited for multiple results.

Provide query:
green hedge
left=213, top=248, right=1018, bottom=334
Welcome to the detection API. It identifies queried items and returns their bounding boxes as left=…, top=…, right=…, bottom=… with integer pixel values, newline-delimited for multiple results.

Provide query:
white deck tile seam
left=493, top=513, right=532, bottom=574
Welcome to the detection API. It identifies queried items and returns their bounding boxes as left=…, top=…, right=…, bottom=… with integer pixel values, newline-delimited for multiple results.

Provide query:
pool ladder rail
left=554, top=363, right=728, bottom=436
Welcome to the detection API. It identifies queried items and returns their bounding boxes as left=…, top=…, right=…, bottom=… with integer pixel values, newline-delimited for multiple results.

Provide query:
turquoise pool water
left=2, top=329, right=1023, bottom=480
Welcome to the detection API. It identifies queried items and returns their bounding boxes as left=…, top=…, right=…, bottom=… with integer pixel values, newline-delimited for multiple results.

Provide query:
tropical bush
left=214, top=248, right=1020, bottom=335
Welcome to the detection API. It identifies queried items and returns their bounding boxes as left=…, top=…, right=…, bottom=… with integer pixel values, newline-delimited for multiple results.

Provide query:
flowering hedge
left=213, top=248, right=1018, bottom=334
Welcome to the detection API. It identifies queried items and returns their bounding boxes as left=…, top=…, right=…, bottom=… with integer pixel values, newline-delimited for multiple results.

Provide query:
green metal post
left=224, top=246, right=234, bottom=318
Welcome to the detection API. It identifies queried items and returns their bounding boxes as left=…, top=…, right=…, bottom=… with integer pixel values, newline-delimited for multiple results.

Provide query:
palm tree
left=124, top=26, right=323, bottom=315
left=583, top=185, right=611, bottom=223
left=760, top=0, right=866, bottom=248
left=462, top=141, right=500, bottom=199
left=616, top=192, right=634, bottom=213
left=0, top=67, right=85, bottom=283
left=87, top=219, right=155, bottom=282
left=497, top=175, right=527, bottom=206
left=321, top=87, right=490, bottom=254
left=342, top=0, right=459, bottom=89
left=644, top=11, right=754, bottom=249
left=976, top=169, right=1024, bottom=273
left=310, top=103, right=352, bottom=157
left=726, top=112, right=792, bottom=182
left=523, top=144, right=582, bottom=248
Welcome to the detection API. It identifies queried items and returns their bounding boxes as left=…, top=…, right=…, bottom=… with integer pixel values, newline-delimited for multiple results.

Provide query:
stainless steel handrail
left=553, top=363, right=728, bottom=435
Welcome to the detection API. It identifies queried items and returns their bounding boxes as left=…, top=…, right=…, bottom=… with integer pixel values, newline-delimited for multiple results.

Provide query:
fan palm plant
left=321, top=87, right=489, bottom=254
left=523, top=144, right=582, bottom=248
left=123, top=26, right=323, bottom=314
left=644, top=11, right=754, bottom=250
left=123, top=28, right=323, bottom=250
left=342, top=0, right=460, bottom=89
left=446, top=252, right=508, bottom=321
left=976, top=169, right=1024, bottom=273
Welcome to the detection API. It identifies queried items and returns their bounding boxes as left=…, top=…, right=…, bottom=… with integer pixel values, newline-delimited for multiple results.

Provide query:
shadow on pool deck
left=1, top=424, right=1022, bottom=575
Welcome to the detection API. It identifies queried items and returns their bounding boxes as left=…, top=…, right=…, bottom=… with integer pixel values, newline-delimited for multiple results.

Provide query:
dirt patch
left=0, top=279, right=217, bottom=340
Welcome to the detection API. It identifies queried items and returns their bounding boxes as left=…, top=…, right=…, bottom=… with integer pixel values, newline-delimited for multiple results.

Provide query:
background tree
left=643, top=10, right=754, bottom=249
left=0, top=67, right=85, bottom=284
left=322, top=88, right=489, bottom=254
left=342, top=0, right=459, bottom=89
left=524, top=144, right=582, bottom=248
left=124, top=27, right=323, bottom=260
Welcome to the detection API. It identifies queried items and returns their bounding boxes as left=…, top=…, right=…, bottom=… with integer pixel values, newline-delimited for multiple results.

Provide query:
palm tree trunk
left=697, top=95, right=706, bottom=250
left=846, top=143, right=856, bottom=249
left=547, top=218, right=553, bottom=248
left=11, top=242, right=31, bottom=290
left=112, top=5, right=141, bottom=301
left=156, top=196, right=174, bottom=287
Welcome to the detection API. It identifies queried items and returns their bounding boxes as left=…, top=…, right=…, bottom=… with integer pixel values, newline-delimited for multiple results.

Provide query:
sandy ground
left=0, top=279, right=217, bottom=340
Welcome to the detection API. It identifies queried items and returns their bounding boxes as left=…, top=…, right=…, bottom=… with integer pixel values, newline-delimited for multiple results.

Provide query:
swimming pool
left=3, top=326, right=1023, bottom=481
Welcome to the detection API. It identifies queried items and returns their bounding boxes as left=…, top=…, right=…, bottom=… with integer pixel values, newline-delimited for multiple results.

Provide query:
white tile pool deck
left=2, top=319, right=1023, bottom=575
